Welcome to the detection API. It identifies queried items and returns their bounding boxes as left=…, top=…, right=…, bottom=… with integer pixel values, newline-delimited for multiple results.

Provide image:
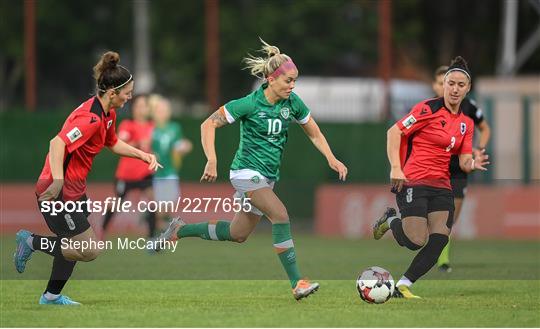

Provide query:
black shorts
left=38, top=195, right=91, bottom=238
left=394, top=185, right=455, bottom=228
left=115, top=174, right=153, bottom=198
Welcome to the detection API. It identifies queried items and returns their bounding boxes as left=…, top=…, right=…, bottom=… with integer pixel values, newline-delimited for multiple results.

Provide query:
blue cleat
left=14, top=230, right=34, bottom=273
left=39, top=294, right=81, bottom=305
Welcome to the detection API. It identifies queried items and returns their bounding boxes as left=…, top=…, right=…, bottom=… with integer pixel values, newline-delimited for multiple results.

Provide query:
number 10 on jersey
left=267, top=119, right=282, bottom=135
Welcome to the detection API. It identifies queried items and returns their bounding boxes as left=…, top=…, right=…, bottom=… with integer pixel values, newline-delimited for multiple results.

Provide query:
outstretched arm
left=109, top=139, right=162, bottom=171
left=459, top=150, right=489, bottom=173
left=301, top=117, right=348, bottom=181
left=200, top=107, right=229, bottom=182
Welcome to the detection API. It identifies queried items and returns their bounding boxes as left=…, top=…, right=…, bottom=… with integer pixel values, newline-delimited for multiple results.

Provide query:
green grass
left=1, top=234, right=539, bottom=327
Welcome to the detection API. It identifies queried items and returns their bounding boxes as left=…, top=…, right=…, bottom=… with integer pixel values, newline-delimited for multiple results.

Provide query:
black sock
left=32, top=235, right=61, bottom=256
left=146, top=211, right=157, bottom=238
left=102, top=210, right=116, bottom=231
left=389, top=218, right=423, bottom=251
left=45, top=253, right=77, bottom=295
left=404, top=233, right=449, bottom=282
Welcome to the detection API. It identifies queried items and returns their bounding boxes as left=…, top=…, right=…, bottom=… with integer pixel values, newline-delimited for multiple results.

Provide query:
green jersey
left=223, top=83, right=311, bottom=180
left=152, top=122, right=183, bottom=178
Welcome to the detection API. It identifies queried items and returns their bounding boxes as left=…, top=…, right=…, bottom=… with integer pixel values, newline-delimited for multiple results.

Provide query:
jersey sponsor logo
left=441, top=120, right=447, bottom=127
left=460, top=122, right=466, bottom=135
left=107, top=120, right=113, bottom=129
left=66, top=127, right=82, bottom=143
left=90, top=117, right=97, bottom=124
left=420, top=108, right=428, bottom=115
left=250, top=175, right=260, bottom=184
left=258, top=112, right=267, bottom=118
left=401, top=115, right=416, bottom=129
left=280, top=107, right=290, bottom=120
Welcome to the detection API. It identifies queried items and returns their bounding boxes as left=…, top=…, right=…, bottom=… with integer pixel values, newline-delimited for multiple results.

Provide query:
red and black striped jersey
left=36, top=97, right=118, bottom=200
left=396, top=97, right=473, bottom=190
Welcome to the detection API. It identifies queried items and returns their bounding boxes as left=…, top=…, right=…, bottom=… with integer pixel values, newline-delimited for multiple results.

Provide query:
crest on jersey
left=250, top=175, right=260, bottom=184
left=402, top=115, right=417, bottom=129
left=460, top=122, right=466, bottom=135
left=280, top=107, right=290, bottom=120
left=107, top=120, right=113, bottom=129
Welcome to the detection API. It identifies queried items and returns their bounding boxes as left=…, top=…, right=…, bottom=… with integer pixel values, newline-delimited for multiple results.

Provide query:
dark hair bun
left=93, top=51, right=120, bottom=80
left=450, top=56, right=469, bottom=71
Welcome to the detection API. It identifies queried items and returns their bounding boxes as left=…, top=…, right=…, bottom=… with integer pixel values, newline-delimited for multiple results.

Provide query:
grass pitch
left=1, top=233, right=539, bottom=327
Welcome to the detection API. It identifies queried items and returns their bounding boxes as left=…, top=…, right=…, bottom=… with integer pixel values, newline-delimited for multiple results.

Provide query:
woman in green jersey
left=160, top=39, right=347, bottom=300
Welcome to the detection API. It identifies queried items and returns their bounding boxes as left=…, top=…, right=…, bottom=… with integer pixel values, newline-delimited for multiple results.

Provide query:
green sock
left=178, top=220, right=232, bottom=241
left=437, top=238, right=451, bottom=266
left=272, top=223, right=302, bottom=288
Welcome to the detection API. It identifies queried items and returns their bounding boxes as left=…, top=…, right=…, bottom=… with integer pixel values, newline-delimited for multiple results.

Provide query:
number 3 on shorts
left=64, top=214, right=76, bottom=231
left=406, top=188, right=413, bottom=203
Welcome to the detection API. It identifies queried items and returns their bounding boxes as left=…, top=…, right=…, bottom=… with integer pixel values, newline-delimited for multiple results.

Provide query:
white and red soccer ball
left=356, top=266, right=395, bottom=304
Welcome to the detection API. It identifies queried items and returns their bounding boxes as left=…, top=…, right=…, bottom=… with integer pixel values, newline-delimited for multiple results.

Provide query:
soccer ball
left=356, top=266, right=395, bottom=304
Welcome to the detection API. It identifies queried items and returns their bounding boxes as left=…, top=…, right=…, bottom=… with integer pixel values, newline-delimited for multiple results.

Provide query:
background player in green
left=150, top=94, right=192, bottom=231
left=159, top=39, right=348, bottom=300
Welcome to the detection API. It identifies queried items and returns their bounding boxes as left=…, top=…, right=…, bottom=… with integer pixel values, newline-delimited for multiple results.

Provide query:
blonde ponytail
left=243, top=38, right=292, bottom=79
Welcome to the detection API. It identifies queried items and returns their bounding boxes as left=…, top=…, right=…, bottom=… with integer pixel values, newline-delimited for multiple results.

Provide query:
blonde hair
left=243, top=38, right=292, bottom=79
left=147, top=94, right=164, bottom=111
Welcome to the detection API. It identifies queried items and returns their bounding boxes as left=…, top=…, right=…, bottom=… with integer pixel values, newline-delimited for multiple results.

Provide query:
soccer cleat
left=392, top=285, right=421, bottom=299
left=373, top=207, right=396, bottom=240
left=438, top=264, right=453, bottom=273
left=39, top=294, right=81, bottom=305
left=148, top=236, right=167, bottom=254
left=156, top=217, right=185, bottom=243
left=14, top=230, right=34, bottom=273
left=292, top=279, right=320, bottom=300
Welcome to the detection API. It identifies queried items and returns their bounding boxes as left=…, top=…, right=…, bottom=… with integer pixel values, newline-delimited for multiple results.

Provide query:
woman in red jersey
left=13, top=51, right=161, bottom=305
left=372, top=57, right=489, bottom=299
left=431, top=65, right=491, bottom=273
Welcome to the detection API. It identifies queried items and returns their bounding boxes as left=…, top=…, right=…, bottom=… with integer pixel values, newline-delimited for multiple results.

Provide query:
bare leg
left=61, top=227, right=101, bottom=262
left=229, top=211, right=262, bottom=242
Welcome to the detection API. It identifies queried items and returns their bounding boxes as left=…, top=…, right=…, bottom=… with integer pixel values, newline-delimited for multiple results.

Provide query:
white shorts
left=153, top=176, right=180, bottom=203
left=230, top=169, right=275, bottom=216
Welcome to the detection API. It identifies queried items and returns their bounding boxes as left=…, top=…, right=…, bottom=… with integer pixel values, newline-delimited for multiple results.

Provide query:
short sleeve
left=223, top=94, right=254, bottom=123
left=467, top=99, right=484, bottom=126
left=395, top=102, right=432, bottom=137
left=458, top=119, right=474, bottom=155
left=58, top=112, right=100, bottom=153
left=289, top=93, right=311, bottom=125
left=104, top=112, right=118, bottom=147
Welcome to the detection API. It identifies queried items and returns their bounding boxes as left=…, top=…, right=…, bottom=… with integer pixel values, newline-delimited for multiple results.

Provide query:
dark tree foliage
left=1, top=0, right=538, bottom=111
